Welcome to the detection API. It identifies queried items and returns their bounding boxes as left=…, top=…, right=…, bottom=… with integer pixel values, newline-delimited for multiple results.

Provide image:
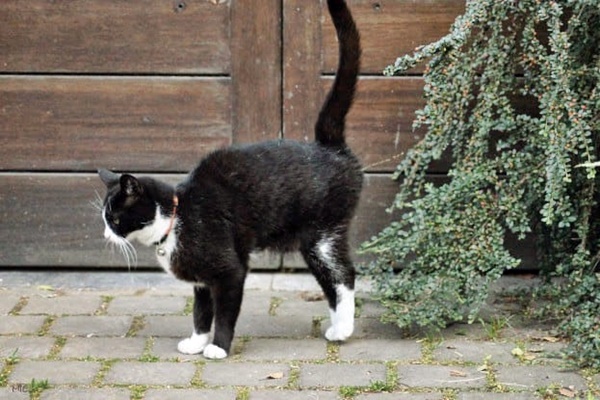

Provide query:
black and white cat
left=98, top=0, right=362, bottom=359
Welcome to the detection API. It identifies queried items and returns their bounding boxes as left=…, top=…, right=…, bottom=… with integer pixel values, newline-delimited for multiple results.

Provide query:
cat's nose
left=104, top=227, right=111, bottom=239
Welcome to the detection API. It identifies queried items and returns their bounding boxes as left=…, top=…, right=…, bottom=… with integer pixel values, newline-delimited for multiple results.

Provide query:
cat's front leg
left=178, top=285, right=213, bottom=354
left=202, top=276, right=245, bottom=360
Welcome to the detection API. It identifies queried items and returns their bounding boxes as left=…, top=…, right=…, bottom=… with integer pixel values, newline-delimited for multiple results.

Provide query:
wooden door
left=0, top=0, right=464, bottom=269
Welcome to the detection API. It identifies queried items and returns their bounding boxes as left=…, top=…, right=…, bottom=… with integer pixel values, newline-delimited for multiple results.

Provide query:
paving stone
left=355, top=278, right=374, bottom=293
left=397, top=365, right=487, bottom=389
left=241, top=291, right=277, bottom=316
left=0, top=387, right=29, bottom=400
left=522, top=341, right=566, bottom=362
left=60, top=337, right=146, bottom=359
left=10, top=360, right=100, bottom=385
left=41, top=388, right=130, bottom=400
left=250, top=390, right=339, bottom=400
left=356, top=393, right=443, bottom=400
left=357, top=298, right=387, bottom=318
left=275, top=294, right=329, bottom=318
left=151, top=336, right=246, bottom=360
left=107, top=296, right=186, bottom=315
left=151, top=337, right=191, bottom=360
left=272, top=274, right=321, bottom=291
left=496, top=365, right=587, bottom=391
left=273, top=274, right=373, bottom=293
left=0, top=336, right=55, bottom=358
left=20, top=294, right=101, bottom=315
left=0, top=294, right=21, bottom=315
left=340, top=339, right=421, bottom=362
left=300, top=363, right=387, bottom=388
left=105, top=361, right=196, bottom=385
left=242, top=339, right=326, bottom=361
left=503, top=320, right=556, bottom=341
left=139, top=316, right=190, bottom=337
left=335, top=318, right=404, bottom=339
left=244, top=274, right=274, bottom=290
left=236, top=314, right=314, bottom=338
left=202, top=362, right=290, bottom=387
left=50, top=316, right=132, bottom=336
left=458, top=393, right=538, bottom=400
left=592, top=373, right=600, bottom=388
left=145, top=388, right=238, bottom=400
left=434, top=339, right=517, bottom=364
left=441, top=323, right=487, bottom=340
left=0, top=316, right=46, bottom=334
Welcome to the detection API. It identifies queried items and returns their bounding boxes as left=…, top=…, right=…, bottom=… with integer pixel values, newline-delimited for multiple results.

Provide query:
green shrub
left=360, top=0, right=599, bottom=368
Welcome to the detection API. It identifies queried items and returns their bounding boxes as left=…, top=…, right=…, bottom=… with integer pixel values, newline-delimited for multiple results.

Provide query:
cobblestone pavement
left=0, top=271, right=597, bottom=400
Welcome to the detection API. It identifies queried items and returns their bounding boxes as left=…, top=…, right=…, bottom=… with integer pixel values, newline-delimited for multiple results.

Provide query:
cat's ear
left=120, top=174, right=143, bottom=197
left=98, top=168, right=120, bottom=188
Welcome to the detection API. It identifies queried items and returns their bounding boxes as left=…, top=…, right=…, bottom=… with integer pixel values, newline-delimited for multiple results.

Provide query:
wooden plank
left=288, top=70, right=435, bottom=173
left=351, top=174, right=398, bottom=249
left=0, top=172, right=537, bottom=269
left=339, top=76, right=429, bottom=172
left=283, top=0, right=323, bottom=142
left=0, top=173, right=399, bottom=268
left=309, top=76, right=451, bottom=173
left=322, top=0, right=466, bottom=74
left=0, top=173, right=152, bottom=267
left=0, top=76, right=231, bottom=172
left=340, top=77, right=538, bottom=172
left=0, top=0, right=230, bottom=74
left=230, top=0, right=282, bottom=143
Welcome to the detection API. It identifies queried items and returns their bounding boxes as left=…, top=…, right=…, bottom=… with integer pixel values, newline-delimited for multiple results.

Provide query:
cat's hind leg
left=178, top=285, right=213, bottom=354
left=301, top=230, right=356, bottom=341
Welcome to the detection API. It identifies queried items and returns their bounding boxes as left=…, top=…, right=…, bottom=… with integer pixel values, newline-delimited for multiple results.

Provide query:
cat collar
left=155, top=195, right=179, bottom=251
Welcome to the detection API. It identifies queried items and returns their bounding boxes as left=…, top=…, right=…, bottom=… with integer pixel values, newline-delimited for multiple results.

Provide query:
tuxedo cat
left=99, top=0, right=361, bottom=359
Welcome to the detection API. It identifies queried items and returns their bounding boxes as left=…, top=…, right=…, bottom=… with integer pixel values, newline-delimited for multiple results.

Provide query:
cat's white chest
left=156, top=233, right=177, bottom=276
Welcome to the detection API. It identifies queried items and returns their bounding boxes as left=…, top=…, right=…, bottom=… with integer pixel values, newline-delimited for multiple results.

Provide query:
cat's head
left=98, top=169, right=174, bottom=249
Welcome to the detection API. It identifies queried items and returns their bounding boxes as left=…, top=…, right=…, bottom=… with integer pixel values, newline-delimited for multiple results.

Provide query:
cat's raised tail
left=314, top=0, right=361, bottom=148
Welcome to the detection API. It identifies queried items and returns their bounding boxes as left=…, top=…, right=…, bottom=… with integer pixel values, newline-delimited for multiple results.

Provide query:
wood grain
left=0, top=76, right=231, bottom=172
left=0, top=0, right=230, bottom=74
left=230, top=0, right=282, bottom=143
left=322, top=0, right=466, bottom=74
left=283, top=0, right=323, bottom=142
left=341, top=77, right=429, bottom=172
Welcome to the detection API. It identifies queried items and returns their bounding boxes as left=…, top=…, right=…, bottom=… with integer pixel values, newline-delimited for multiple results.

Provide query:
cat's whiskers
left=119, top=239, right=138, bottom=271
left=105, top=235, right=138, bottom=271
left=99, top=206, right=138, bottom=270
left=90, top=191, right=105, bottom=214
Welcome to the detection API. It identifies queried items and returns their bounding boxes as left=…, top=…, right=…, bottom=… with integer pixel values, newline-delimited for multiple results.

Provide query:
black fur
left=99, top=0, right=361, bottom=357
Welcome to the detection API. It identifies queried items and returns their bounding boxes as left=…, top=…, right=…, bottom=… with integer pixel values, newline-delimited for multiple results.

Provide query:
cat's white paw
left=325, top=322, right=354, bottom=341
left=325, top=285, right=355, bottom=342
left=177, top=332, right=210, bottom=355
left=203, top=344, right=228, bottom=360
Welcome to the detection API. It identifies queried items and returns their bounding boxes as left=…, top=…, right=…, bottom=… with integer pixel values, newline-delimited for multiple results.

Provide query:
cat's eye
left=112, top=217, right=120, bottom=225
